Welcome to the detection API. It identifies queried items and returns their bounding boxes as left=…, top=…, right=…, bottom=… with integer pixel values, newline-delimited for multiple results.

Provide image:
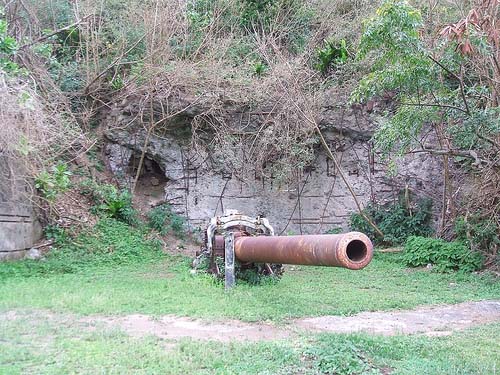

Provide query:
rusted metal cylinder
left=234, top=232, right=373, bottom=270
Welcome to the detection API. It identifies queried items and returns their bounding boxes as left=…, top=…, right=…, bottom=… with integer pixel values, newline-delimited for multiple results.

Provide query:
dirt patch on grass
left=296, top=300, right=500, bottom=336
left=92, top=315, right=291, bottom=342
left=1, top=300, right=499, bottom=342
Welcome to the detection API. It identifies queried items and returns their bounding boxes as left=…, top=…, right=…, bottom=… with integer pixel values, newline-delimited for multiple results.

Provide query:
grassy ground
left=0, top=219, right=499, bottom=374
left=1, top=311, right=498, bottom=374
left=0, top=252, right=498, bottom=322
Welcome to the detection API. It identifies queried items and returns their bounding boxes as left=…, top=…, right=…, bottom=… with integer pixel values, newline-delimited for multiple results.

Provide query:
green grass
left=1, top=312, right=498, bottom=374
left=0, top=251, right=498, bottom=321
left=0, top=219, right=498, bottom=373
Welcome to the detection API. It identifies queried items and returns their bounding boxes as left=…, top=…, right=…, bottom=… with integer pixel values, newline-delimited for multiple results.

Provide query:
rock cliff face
left=103, top=91, right=444, bottom=234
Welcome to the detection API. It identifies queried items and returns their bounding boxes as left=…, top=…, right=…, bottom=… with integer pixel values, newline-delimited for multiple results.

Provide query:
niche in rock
left=128, top=154, right=168, bottom=212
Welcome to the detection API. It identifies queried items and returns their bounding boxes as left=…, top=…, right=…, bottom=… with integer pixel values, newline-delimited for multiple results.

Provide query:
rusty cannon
left=192, top=210, right=373, bottom=289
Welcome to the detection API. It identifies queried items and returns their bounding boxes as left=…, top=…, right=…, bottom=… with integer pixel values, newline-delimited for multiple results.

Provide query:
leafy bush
left=0, top=13, right=20, bottom=73
left=350, top=197, right=433, bottom=246
left=147, top=204, right=186, bottom=238
left=35, top=163, right=72, bottom=201
left=403, top=236, right=483, bottom=273
left=81, top=181, right=138, bottom=225
left=0, top=218, right=164, bottom=279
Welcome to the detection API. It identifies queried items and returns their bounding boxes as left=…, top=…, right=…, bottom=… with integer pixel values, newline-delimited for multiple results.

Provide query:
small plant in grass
left=253, top=61, right=267, bottom=76
left=35, top=163, right=72, bottom=202
left=403, top=236, right=483, bottom=273
left=325, top=227, right=343, bottom=234
left=304, top=336, right=373, bottom=375
left=44, top=224, right=68, bottom=245
left=147, top=204, right=186, bottom=238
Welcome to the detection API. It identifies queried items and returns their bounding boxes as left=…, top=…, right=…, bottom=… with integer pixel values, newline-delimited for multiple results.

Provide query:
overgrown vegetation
left=350, top=194, right=433, bottom=246
left=352, top=0, right=500, bottom=264
left=0, top=218, right=163, bottom=279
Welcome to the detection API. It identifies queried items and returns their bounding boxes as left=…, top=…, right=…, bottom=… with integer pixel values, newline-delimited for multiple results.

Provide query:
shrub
left=350, top=196, right=433, bottom=246
left=147, top=204, right=186, bottom=238
left=81, top=181, right=138, bottom=225
left=403, top=236, right=483, bottom=273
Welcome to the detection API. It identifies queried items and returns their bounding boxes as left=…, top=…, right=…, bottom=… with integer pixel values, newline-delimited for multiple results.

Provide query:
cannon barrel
left=234, top=232, right=373, bottom=270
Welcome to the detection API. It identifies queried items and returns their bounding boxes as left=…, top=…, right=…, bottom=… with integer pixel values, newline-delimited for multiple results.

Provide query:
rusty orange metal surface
left=234, top=232, right=373, bottom=270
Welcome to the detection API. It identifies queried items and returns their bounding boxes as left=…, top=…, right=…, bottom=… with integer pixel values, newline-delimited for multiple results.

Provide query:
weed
left=403, top=236, right=483, bottom=273
left=147, top=204, right=186, bottom=238
left=325, top=227, right=343, bottom=234
left=315, top=38, right=349, bottom=74
left=44, top=224, right=68, bottom=245
left=0, top=13, right=20, bottom=73
left=253, top=61, right=267, bottom=76
left=304, top=336, right=376, bottom=374
left=34, top=163, right=72, bottom=202
left=81, top=180, right=139, bottom=225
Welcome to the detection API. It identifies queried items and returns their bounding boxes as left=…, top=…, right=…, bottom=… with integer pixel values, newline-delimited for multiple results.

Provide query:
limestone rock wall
left=104, top=96, right=444, bottom=235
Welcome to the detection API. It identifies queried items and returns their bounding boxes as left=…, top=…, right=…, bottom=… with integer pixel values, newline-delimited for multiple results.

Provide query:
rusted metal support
left=224, top=232, right=235, bottom=290
left=234, top=232, right=373, bottom=270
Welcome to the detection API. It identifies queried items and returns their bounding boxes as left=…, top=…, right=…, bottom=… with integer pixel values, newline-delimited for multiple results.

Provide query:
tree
left=352, top=0, right=499, bottom=263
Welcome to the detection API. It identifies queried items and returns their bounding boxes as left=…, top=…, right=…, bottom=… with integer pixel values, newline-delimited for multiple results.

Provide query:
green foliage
left=184, top=0, right=312, bottom=57
left=403, top=236, right=483, bottom=273
left=315, top=38, right=349, bottom=75
left=34, top=163, right=72, bottom=202
left=252, top=61, right=267, bottom=76
left=455, top=215, right=500, bottom=258
left=325, top=227, right=343, bottom=234
left=81, top=181, right=138, bottom=225
left=240, top=0, right=312, bottom=52
left=0, top=218, right=163, bottom=279
left=147, top=204, right=186, bottom=238
left=44, top=224, right=68, bottom=245
left=353, top=0, right=499, bottom=158
left=305, top=335, right=379, bottom=375
left=0, top=13, right=20, bottom=73
left=350, top=196, right=433, bottom=245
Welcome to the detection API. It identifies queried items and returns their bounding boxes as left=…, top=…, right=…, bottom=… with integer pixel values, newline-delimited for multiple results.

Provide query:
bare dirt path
left=296, top=300, right=500, bottom=337
left=2, top=300, right=499, bottom=342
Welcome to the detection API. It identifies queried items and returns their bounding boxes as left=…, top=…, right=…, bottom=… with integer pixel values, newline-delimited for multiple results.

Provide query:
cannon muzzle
left=234, top=232, right=373, bottom=270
